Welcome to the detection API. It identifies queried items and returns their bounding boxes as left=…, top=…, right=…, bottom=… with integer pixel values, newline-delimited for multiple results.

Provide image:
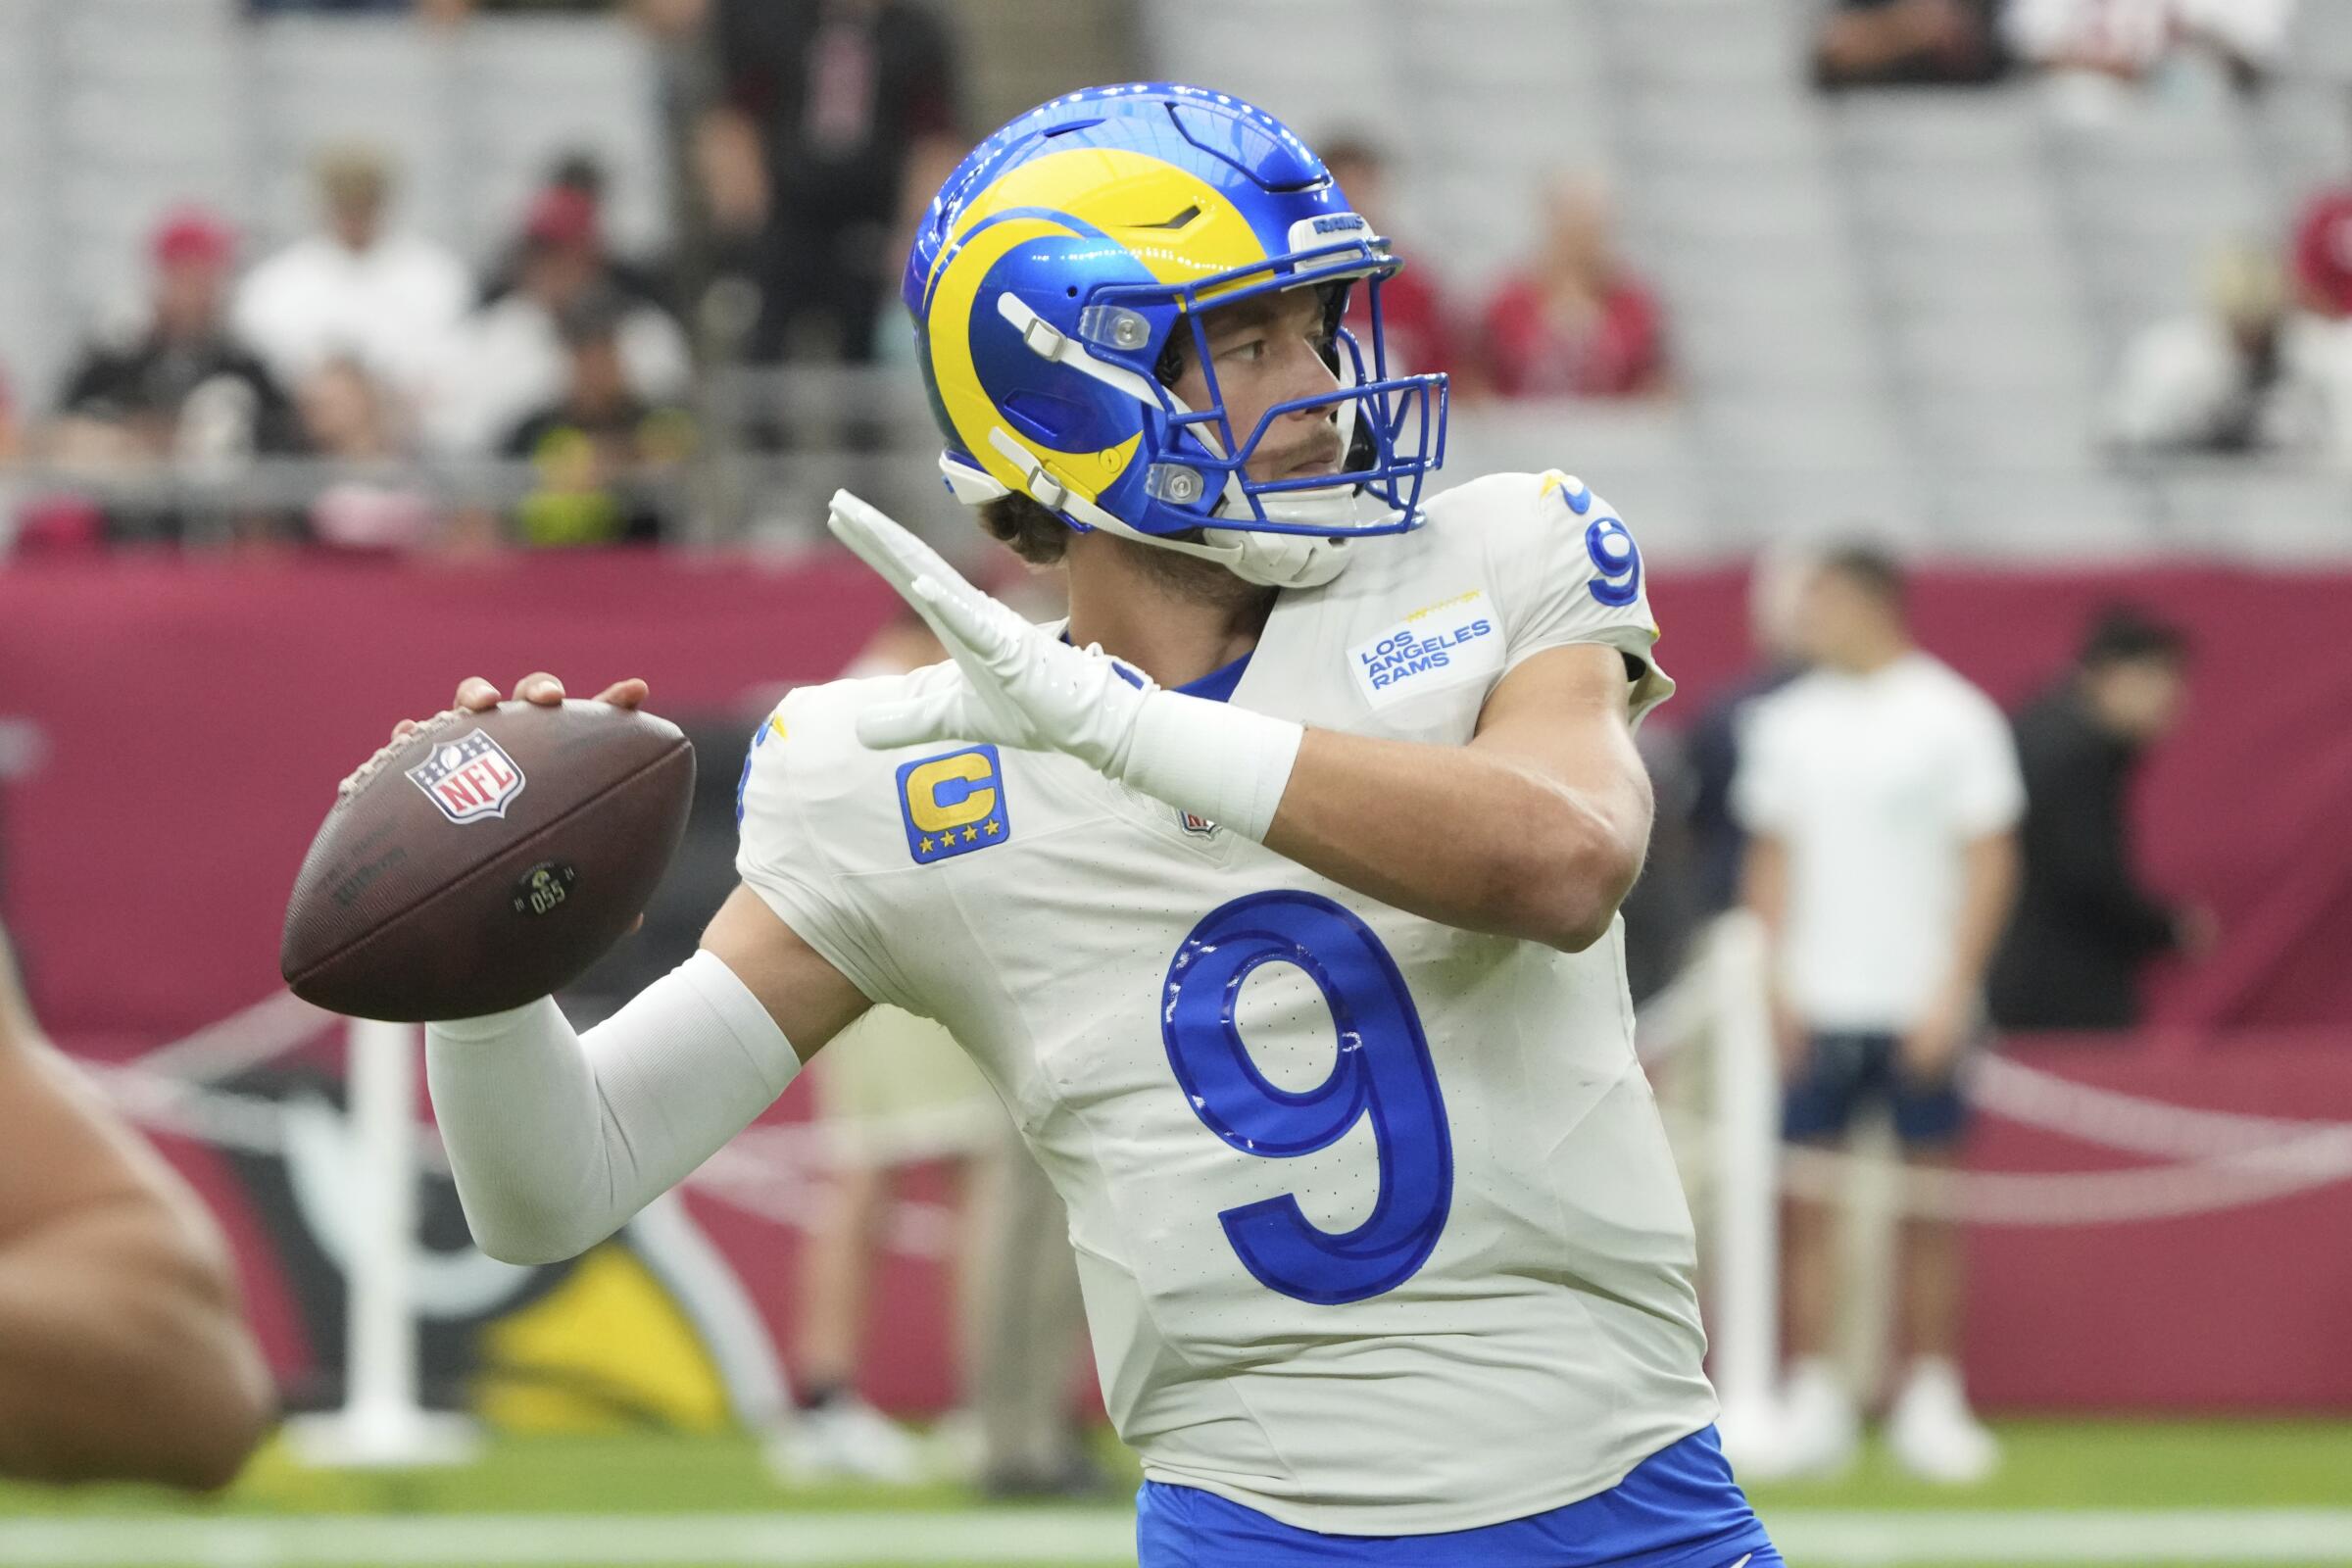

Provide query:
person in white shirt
left=2001, top=0, right=2297, bottom=90
left=1734, top=547, right=2023, bottom=1486
left=422, top=188, right=692, bottom=456
left=232, top=146, right=471, bottom=420
left=2107, top=243, right=2340, bottom=460
left=771, top=610, right=1088, bottom=1494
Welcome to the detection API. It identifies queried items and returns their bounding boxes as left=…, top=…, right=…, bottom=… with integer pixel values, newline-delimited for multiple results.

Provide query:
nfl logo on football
left=407, top=731, right=527, bottom=824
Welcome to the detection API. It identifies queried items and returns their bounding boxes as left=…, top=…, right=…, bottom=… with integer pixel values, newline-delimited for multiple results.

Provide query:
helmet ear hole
left=1004, top=389, right=1094, bottom=448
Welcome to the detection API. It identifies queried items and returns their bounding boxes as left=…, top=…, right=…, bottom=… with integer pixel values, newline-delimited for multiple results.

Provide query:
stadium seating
left=1144, top=0, right=2352, bottom=559
left=2, top=0, right=2345, bottom=561
left=0, top=3, right=667, bottom=416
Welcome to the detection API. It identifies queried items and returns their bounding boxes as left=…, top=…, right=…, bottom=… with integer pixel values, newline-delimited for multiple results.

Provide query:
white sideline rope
left=1780, top=1137, right=2352, bottom=1225
left=1769, top=1058, right=2352, bottom=1224
left=71, top=980, right=2352, bottom=1231
left=83, top=998, right=960, bottom=1250
left=125, top=987, right=334, bottom=1082
left=77, top=1062, right=304, bottom=1158
left=1969, top=1054, right=2352, bottom=1159
left=1636, top=932, right=2352, bottom=1223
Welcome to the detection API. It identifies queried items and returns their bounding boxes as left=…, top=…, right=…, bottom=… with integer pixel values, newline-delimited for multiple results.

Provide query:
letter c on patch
left=906, top=752, right=998, bottom=833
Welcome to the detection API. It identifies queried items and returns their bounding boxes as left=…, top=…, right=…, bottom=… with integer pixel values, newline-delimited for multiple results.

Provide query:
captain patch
left=897, top=745, right=1011, bottom=864
left=1348, top=588, right=1503, bottom=710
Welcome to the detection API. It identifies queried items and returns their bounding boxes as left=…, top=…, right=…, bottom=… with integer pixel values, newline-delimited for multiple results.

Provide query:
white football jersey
left=736, top=470, right=1717, bottom=1535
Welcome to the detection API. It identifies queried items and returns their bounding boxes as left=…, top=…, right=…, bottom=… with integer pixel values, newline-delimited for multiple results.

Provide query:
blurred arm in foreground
left=0, top=927, right=275, bottom=1490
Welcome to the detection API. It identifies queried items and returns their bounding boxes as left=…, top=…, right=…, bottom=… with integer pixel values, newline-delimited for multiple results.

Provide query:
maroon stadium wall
left=1, top=553, right=2347, bottom=1415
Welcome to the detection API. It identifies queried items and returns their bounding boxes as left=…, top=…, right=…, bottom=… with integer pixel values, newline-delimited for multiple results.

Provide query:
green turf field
left=1, top=1421, right=2346, bottom=1566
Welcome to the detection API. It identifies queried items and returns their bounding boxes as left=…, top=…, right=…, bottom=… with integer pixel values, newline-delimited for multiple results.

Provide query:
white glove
left=826, top=490, right=1304, bottom=842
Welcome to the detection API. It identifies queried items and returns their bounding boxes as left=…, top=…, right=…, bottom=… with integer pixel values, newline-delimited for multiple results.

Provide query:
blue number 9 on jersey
left=1585, top=515, right=1643, bottom=609
left=1160, top=891, right=1453, bottom=1305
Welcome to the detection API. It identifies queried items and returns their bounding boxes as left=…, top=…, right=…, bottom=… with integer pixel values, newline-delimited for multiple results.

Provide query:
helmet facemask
left=1090, top=240, right=1448, bottom=545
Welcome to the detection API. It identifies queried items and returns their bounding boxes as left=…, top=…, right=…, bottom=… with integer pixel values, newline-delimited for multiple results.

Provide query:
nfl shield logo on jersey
left=1175, top=806, right=1216, bottom=838
left=407, top=730, right=527, bottom=824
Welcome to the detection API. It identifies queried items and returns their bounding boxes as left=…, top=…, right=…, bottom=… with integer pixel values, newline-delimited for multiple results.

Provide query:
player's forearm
left=1264, top=727, right=1647, bottom=951
left=0, top=1200, right=274, bottom=1490
left=425, top=952, right=801, bottom=1266
left=427, top=999, right=617, bottom=1265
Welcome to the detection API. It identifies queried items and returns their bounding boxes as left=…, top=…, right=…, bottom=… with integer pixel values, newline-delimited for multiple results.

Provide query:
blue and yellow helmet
left=904, top=82, right=1449, bottom=588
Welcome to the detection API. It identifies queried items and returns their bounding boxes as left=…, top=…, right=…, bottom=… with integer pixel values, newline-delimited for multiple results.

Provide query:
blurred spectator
left=2106, top=243, right=2338, bottom=457
left=49, top=210, right=301, bottom=472
left=772, top=612, right=1056, bottom=1490
left=633, top=0, right=732, bottom=336
left=866, top=132, right=967, bottom=364
left=634, top=0, right=706, bottom=35
left=778, top=1002, right=969, bottom=1487
left=429, top=188, right=692, bottom=454
left=1478, top=173, right=1669, bottom=400
left=1735, top=548, right=2022, bottom=1487
left=248, top=0, right=621, bottom=13
left=298, top=356, right=409, bottom=460
left=500, top=291, right=693, bottom=546
left=1318, top=136, right=1466, bottom=386
left=298, top=357, right=441, bottom=551
left=1815, top=0, right=2008, bottom=87
left=9, top=346, right=109, bottom=549
left=233, top=146, right=471, bottom=417
left=481, top=152, right=673, bottom=314
left=709, top=0, right=962, bottom=363
left=421, top=0, right=622, bottom=14
left=2290, top=187, right=2352, bottom=320
left=1989, top=607, right=2209, bottom=1030
left=0, top=371, right=20, bottom=560
left=964, top=1120, right=1098, bottom=1499
left=1620, top=723, right=1701, bottom=1005
left=694, top=75, right=773, bottom=288
left=1683, top=544, right=1819, bottom=916
left=2001, top=0, right=2297, bottom=101
left=247, top=0, right=413, bottom=11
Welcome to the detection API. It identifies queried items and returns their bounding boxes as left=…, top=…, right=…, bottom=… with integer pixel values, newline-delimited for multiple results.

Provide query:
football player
left=419, top=85, right=1779, bottom=1566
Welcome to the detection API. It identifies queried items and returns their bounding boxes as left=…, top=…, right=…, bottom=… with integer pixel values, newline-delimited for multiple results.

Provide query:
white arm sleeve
left=424, top=949, right=800, bottom=1266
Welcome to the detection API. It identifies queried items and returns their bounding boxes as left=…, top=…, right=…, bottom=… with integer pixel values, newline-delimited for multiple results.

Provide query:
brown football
left=281, top=701, right=695, bottom=1021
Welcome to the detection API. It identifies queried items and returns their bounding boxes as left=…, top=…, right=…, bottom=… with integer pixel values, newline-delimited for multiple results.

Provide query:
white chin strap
left=942, top=446, right=1352, bottom=590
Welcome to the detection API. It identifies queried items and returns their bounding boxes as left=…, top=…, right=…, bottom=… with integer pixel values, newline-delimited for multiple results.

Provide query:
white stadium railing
left=54, top=925, right=2352, bottom=1468
left=280, top=1017, right=482, bottom=1469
